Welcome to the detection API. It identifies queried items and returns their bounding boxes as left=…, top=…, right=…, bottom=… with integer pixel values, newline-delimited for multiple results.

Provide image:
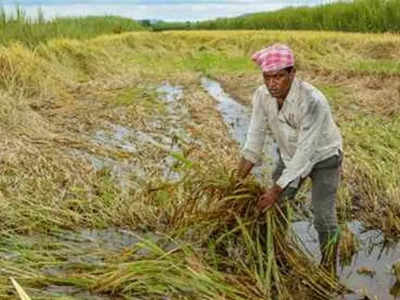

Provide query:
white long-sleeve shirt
left=241, top=78, right=342, bottom=189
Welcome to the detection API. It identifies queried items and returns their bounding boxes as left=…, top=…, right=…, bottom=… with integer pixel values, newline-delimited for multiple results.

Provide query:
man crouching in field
left=237, top=44, right=343, bottom=274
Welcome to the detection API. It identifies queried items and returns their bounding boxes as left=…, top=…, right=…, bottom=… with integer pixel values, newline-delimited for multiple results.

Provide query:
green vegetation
left=153, top=0, right=400, bottom=33
left=0, top=6, right=146, bottom=47
left=0, top=30, right=399, bottom=298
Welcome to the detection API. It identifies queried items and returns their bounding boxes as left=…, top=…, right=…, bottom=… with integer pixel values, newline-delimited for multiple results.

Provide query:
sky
left=0, top=0, right=328, bottom=21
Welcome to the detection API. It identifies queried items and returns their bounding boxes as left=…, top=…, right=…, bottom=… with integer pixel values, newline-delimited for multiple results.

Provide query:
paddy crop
left=0, top=30, right=399, bottom=299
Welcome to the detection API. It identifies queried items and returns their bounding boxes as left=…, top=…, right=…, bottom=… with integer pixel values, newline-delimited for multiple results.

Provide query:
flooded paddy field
left=203, top=78, right=400, bottom=300
left=0, top=31, right=400, bottom=299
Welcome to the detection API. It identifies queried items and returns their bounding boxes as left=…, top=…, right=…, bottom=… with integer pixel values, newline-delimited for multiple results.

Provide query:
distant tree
left=140, top=19, right=152, bottom=27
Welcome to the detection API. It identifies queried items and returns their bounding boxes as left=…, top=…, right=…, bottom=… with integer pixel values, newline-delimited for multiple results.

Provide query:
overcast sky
left=0, top=0, right=328, bottom=21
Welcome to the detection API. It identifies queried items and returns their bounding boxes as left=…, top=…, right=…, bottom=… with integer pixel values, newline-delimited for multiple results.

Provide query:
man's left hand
left=256, top=185, right=284, bottom=211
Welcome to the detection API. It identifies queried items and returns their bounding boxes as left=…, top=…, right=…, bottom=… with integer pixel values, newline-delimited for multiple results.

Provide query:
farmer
left=237, top=44, right=343, bottom=272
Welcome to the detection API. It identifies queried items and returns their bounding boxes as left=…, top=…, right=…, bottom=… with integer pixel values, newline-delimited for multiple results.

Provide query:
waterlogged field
left=0, top=30, right=399, bottom=299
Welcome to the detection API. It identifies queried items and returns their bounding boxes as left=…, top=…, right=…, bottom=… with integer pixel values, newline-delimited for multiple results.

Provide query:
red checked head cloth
left=252, top=44, right=295, bottom=73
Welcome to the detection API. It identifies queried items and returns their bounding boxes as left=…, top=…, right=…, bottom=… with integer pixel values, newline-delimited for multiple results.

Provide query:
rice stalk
left=10, top=278, right=31, bottom=300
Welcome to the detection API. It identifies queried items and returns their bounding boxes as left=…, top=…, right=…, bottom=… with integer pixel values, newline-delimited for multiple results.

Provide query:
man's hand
left=237, top=158, right=254, bottom=180
left=256, top=185, right=284, bottom=211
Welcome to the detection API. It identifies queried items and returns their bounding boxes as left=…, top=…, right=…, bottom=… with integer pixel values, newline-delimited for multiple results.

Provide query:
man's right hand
left=256, top=185, right=283, bottom=211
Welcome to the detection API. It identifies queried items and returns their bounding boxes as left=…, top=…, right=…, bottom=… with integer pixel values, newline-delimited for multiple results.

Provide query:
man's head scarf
left=252, top=44, right=295, bottom=73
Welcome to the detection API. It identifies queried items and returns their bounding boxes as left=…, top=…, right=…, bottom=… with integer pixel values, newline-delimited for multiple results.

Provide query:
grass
left=0, top=29, right=399, bottom=298
left=181, top=53, right=252, bottom=75
left=154, top=0, right=400, bottom=33
left=0, top=6, right=146, bottom=47
left=350, top=58, right=400, bottom=75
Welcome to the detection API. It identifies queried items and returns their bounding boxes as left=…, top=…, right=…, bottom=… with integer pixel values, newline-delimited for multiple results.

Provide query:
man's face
left=263, top=68, right=295, bottom=100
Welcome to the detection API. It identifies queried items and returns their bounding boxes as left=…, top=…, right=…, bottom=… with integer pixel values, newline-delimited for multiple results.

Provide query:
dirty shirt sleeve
left=276, top=96, right=328, bottom=189
left=241, top=89, right=268, bottom=165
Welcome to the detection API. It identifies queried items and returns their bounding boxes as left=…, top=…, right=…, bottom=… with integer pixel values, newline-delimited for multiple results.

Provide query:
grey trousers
left=272, top=151, right=343, bottom=239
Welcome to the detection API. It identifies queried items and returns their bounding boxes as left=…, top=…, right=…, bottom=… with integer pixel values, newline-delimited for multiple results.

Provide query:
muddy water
left=157, top=82, right=183, bottom=103
left=40, top=228, right=168, bottom=299
left=44, top=285, right=121, bottom=300
left=1, top=228, right=167, bottom=299
left=83, top=83, right=190, bottom=185
left=52, top=228, right=144, bottom=251
left=202, top=77, right=400, bottom=300
left=91, top=122, right=180, bottom=182
left=294, top=221, right=400, bottom=299
left=339, top=222, right=400, bottom=300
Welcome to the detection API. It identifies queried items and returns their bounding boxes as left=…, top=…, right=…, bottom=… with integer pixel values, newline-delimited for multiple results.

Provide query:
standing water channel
left=87, top=82, right=187, bottom=186
left=201, top=77, right=400, bottom=300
